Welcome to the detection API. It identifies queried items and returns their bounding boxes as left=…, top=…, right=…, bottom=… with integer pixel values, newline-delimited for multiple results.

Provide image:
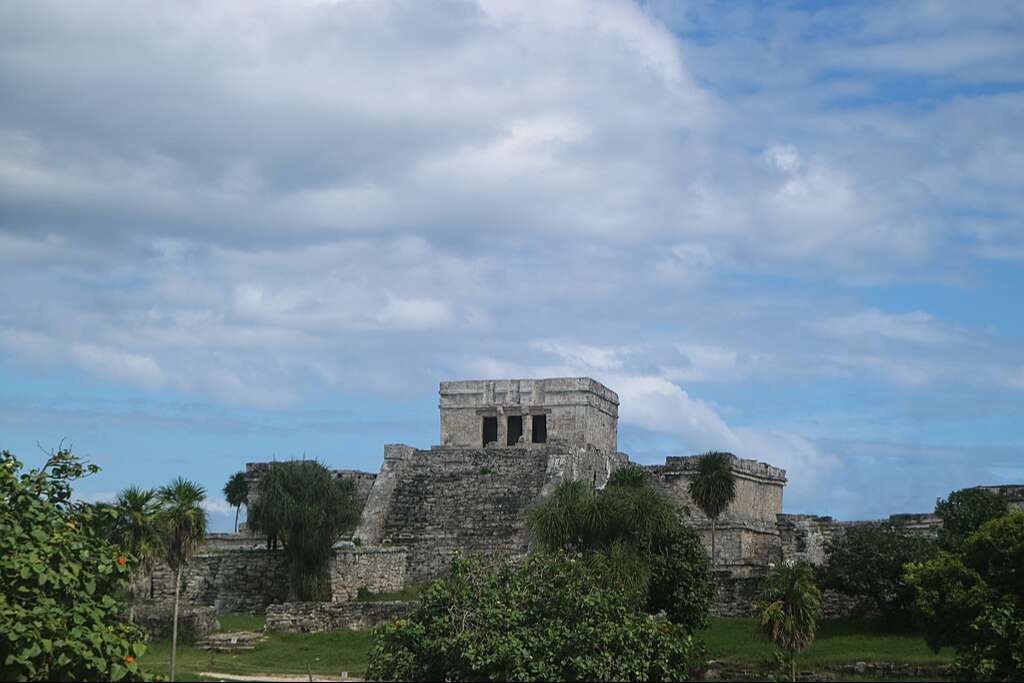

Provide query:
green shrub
left=367, top=552, right=702, bottom=682
left=0, top=448, right=151, bottom=681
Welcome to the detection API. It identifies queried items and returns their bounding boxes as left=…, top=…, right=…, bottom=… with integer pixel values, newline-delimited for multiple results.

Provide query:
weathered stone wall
left=439, top=377, right=619, bottom=452
left=149, top=549, right=291, bottom=613
left=330, top=546, right=407, bottom=602
left=265, top=601, right=415, bottom=633
left=147, top=544, right=407, bottom=612
left=131, top=604, right=220, bottom=642
left=777, top=513, right=942, bottom=566
left=978, top=484, right=1024, bottom=511
left=711, top=572, right=876, bottom=619
left=646, top=454, right=786, bottom=566
left=354, top=442, right=626, bottom=582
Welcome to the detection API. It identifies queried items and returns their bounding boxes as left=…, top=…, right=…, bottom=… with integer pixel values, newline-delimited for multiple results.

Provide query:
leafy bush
left=906, top=510, right=1024, bottom=681
left=935, top=487, right=1009, bottom=551
left=367, top=552, right=702, bottom=682
left=248, top=460, right=362, bottom=600
left=0, top=448, right=150, bottom=681
left=819, top=523, right=937, bottom=625
left=527, top=465, right=712, bottom=633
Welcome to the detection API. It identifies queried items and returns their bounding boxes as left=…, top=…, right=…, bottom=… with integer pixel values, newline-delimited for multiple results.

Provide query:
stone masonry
left=439, top=377, right=619, bottom=452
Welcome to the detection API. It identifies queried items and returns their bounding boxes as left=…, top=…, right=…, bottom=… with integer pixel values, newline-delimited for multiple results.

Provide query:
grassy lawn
left=138, top=614, right=372, bottom=681
left=701, top=617, right=954, bottom=667
left=137, top=613, right=953, bottom=680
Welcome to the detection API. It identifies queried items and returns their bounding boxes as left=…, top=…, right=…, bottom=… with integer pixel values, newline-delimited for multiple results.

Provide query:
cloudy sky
left=2, top=0, right=1022, bottom=531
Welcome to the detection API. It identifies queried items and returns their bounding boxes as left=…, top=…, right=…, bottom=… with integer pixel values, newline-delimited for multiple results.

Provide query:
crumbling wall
left=265, top=601, right=414, bottom=633
left=149, top=549, right=290, bottom=612
left=355, top=443, right=625, bottom=582
left=777, top=513, right=943, bottom=566
left=330, top=546, right=407, bottom=601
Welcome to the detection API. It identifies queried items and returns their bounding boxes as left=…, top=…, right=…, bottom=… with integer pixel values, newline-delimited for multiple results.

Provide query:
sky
left=1, top=0, right=1022, bottom=532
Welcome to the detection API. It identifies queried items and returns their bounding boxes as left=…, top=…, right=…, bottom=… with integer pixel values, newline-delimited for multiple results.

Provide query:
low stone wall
left=131, top=603, right=219, bottom=642
left=149, top=549, right=290, bottom=613
left=331, top=546, right=407, bottom=601
left=265, top=601, right=415, bottom=633
left=712, top=572, right=876, bottom=620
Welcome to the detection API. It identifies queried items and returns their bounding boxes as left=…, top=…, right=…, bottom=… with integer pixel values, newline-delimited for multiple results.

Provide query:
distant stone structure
left=201, top=376, right=1020, bottom=623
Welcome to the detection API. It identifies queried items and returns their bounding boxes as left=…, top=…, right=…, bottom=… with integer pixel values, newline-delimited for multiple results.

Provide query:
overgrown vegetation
left=0, top=448, right=151, bottom=681
left=527, top=463, right=712, bottom=633
left=367, top=552, right=702, bottom=682
left=247, top=460, right=362, bottom=601
left=819, top=523, right=937, bottom=625
left=906, top=509, right=1024, bottom=681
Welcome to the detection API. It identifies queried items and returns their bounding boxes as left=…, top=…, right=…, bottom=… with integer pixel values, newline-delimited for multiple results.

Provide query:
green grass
left=137, top=613, right=953, bottom=681
left=137, top=614, right=372, bottom=681
left=356, top=582, right=424, bottom=602
left=701, top=617, right=954, bottom=667
left=215, top=612, right=266, bottom=632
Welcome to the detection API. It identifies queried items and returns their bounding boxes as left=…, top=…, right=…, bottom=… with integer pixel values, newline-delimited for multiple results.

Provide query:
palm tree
left=157, top=478, right=207, bottom=682
left=755, top=561, right=822, bottom=682
left=222, top=471, right=249, bottom=533
left=112, top=486, right=164, bottom=614
left=687, top=451, right=737, bottom=567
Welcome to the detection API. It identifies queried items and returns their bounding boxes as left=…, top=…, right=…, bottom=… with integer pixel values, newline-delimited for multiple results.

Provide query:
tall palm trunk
left=171, top=564, right=182, bottom=682
left=234, top=506, right=239, bottom=533
left=790, top=653, right=796, bottom=682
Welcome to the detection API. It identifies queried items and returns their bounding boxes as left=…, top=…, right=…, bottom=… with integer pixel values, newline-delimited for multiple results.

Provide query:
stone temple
left=167, top=375, right=1014, bottom=629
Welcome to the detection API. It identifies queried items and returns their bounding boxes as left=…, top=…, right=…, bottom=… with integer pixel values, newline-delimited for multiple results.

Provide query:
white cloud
left=819, top=308, right=959, bottom=345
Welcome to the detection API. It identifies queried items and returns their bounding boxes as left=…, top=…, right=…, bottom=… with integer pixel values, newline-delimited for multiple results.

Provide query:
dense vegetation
left=247, top=459, right=362, bottom=600
left=934, top=487, right=1010, bottom=551
left=906, top=509, right=1024, bottom=681
left=819, top=522, right=937, bottom=625
left=367, top=552, right=702, bottom=682
left=527, top=463, right=712, bottom=633
left=1, top=448, right=150, bottom=682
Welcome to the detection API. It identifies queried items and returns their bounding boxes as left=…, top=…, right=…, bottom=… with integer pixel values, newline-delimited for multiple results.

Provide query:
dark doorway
left=507, top=415, right=523, bottom=445
left=482, top=416, right=498, bottom=446
left=532, top=414, right=547, bottom=443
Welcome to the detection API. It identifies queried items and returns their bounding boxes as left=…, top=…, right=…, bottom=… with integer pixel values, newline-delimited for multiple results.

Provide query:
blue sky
left=1, top=0, right=1022, bottom=531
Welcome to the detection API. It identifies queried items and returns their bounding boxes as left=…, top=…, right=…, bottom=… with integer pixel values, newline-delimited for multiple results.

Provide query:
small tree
left=687, top=452, right=737, bottom=567
left=935, top=487, right=1009, bottom=551
left=755, top=561, right=821, bottom=683
left=0, top=448, right=150, bottom=681
left=247, top=460, right=362, bottom=601
left=222, top=472, right=249, bottom=534
left=157, top=478, right=207, bottom=683
left=111, top=486, right=164, bottom=612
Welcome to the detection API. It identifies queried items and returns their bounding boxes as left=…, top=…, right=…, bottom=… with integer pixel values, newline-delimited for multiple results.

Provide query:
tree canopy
left=755, top=561, right=821, bottom=683
left=687, top=452, right=737, bottom=566
left=247, top=460, right=362, bottom=600
left=934, top=487, right=1009, bottom=551
left=527, top=464, right=712, bottom=633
